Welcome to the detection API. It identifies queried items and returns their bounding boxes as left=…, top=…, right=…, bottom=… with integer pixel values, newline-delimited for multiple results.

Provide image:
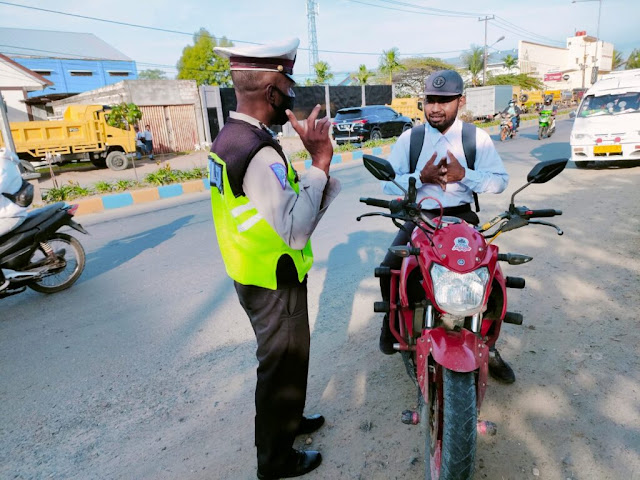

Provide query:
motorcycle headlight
left=430, top=264, right=489, bottom=316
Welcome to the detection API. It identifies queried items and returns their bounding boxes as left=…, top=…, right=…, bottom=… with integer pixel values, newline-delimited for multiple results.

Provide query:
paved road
left=2, top=119, right=639, bottom=480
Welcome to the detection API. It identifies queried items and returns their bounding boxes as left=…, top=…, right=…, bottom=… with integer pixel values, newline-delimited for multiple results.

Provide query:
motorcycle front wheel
left=425, top=366, right=477, bottom=480
left=538, top=125, right=547, bottom=140
left=28, top=233, right=86, bottom=293
left=500, top=127, right=508, bottom=142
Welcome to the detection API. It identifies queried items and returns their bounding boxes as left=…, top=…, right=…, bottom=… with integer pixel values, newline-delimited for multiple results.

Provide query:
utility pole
left=479, top=15, right=495, bottom=86
left=306, top=0, right=319, bottom=74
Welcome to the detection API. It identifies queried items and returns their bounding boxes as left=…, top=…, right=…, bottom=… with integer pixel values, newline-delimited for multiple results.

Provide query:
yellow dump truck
left=389, top=98, right=425, bottom=125
left=0, top=105, right=136, bottom=171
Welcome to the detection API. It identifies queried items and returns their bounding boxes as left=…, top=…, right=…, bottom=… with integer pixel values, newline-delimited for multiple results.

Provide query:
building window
left=108, top=71, right=130, bottom=77
left=69, top=71, right=93, bottom=77
left=34, top=70, right=52, bottom=76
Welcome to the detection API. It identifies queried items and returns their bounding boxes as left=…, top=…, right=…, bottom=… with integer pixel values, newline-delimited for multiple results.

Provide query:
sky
left=1, top=0, right=638, bottom=78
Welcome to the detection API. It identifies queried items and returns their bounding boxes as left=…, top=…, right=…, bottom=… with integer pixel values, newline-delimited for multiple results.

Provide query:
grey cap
left=424, top=70, right=464, bottom=96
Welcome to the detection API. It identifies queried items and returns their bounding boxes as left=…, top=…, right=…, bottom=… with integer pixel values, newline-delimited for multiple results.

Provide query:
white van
left=570, top=69, right=640, bottom=168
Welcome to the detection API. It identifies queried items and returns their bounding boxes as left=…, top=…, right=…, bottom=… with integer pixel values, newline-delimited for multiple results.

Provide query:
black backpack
left=409, top=122, right=480, bottom=212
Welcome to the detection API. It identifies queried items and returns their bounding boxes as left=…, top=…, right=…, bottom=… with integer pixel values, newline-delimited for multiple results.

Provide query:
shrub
left=94, top=181, right=114, bottom=193
left=42, top=182, right=93, bottom=203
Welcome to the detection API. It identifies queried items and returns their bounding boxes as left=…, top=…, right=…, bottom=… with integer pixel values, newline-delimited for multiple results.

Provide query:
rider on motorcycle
left=540, top=95, right=558, bottom=130
left=377, top=70, right=516, bottom=384
left=502, top=99, right=521, bottom=132
left=0, top=149, right=29, bottom=291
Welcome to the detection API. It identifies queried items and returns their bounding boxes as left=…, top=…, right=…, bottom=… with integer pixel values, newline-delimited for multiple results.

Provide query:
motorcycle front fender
left=417, top=327, right=486, bottom=373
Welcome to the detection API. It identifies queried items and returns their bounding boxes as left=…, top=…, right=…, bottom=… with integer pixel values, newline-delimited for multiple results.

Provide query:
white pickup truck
left=570, top=69, right=640, bottom=168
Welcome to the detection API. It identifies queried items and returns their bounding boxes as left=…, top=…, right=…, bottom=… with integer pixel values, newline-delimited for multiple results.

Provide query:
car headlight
left=430, top=264, right=489, bottom=316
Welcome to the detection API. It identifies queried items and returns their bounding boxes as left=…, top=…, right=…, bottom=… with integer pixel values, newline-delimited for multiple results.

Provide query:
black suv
left=331, top=105, right=412, bottom=145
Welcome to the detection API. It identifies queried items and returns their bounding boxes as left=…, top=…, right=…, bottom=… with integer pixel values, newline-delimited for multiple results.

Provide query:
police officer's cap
left=424, top=70, right=464, bottom=97
left=214, top=38, right=299, bottom=82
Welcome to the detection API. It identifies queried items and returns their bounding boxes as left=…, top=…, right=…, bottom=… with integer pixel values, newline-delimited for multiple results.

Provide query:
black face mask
left=271, top=86, right=295, bottom=125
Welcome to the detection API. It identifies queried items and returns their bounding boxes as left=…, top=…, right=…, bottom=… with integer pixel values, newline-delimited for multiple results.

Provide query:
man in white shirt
left=143, top=125, right=154, bottom=160
left=0, top=148, right=29, bottom=291
left=378, top=70, right=515, bottom=384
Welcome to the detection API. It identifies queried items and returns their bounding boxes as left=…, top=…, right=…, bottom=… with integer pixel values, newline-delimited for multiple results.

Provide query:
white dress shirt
left=382, top=119, right=509, bottom=209
left=231, top=112, right=341, bottom=250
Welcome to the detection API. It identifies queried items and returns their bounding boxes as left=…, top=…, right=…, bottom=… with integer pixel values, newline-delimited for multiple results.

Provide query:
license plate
left=336, top=124, right=352, bottom=132
left=594, top=145, right=622, bottom=154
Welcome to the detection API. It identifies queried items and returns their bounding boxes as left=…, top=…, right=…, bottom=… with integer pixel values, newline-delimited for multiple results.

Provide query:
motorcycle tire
left=500, top=127, right=508, bottom=142
left=538, top=126, right=547, bottom=140
left=27, top=233, right=86, bottom=294
left=425, top=367, right=476, bottom=480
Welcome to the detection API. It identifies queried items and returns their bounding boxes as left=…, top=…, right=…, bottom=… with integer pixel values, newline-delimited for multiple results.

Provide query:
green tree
left=612, top=49, right=625, bottom=70
left=462, top=46, right=484, bottom=87
left=176, top=28, right=233, bottom=86
left=486, top=73, right=544, bottom=90
left=352, top=64, right=372, bottom=85
left=379, top=47, right=406, bottom=84
left=501, top=54, right=518, bottom=73
left=313, top=61, right=334, bottom=85
left=392, top=57, right=457, bottom=97
left=105, top=103, right=142, bottom=130
left=138, top=69, right=167, bottom=80
left=626, top=49, right=640, bottom=70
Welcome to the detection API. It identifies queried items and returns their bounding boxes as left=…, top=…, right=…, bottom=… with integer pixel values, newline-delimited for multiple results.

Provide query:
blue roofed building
left=0, top=27, right=137, bottom=119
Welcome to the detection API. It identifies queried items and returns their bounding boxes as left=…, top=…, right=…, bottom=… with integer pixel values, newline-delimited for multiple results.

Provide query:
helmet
left=544, top=95, right=552, bottom=104
left=509, top=99, right=515, bottom=105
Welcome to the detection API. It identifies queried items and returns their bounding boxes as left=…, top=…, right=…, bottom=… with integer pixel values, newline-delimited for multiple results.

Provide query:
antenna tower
left=307, top=0, right=319, bottom=73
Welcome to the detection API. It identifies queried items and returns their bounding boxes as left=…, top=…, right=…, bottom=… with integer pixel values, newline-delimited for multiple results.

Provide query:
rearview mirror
left=363, top=155, right=396, bottom=181
left=527, top=158, right=568, bottom=184
left=569, top=110, right=576, bottom=119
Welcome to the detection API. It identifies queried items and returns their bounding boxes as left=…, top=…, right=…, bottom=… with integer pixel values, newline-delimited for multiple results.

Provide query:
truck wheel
left=575, top=161, right=589, bottom=169
left=106, top=151, right=128, bottom=171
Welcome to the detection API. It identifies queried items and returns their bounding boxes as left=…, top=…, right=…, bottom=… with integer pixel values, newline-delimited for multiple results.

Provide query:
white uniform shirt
left=0, top=149, right=28, bottom=235
left=144, top=130, right=153, bottom=141
left=382, top=119, right=509, bottom=209
left=135, top=132, right=145, bottom=147
left=231, top=112, right=341, bottom=250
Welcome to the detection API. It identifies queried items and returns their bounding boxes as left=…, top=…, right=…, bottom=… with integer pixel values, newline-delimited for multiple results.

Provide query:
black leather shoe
left=379, top=315, right=397, bottom=355
left=296, top=414, right=325, bottom=435
left=488, top=349, right=516, bottom=384
left=257, top=450, right=322, bottom=479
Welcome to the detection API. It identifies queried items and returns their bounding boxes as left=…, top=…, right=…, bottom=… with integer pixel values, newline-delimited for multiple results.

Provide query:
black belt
left=423, top=204, right=471, bottom=216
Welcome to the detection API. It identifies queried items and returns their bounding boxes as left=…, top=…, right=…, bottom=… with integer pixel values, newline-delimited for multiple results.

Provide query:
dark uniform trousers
left=234, top=278, right=310, bottom=472
left=379, top=206, right=480, bottom=303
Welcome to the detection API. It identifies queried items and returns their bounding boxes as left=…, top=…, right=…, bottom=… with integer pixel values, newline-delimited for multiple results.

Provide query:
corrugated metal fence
left=138, top=105, right=198, bottom=154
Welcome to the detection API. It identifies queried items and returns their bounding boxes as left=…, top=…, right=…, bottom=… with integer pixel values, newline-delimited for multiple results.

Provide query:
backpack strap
left=461, top=122, right=480, bottom=212
left=409, top=124, right=426, bottom=174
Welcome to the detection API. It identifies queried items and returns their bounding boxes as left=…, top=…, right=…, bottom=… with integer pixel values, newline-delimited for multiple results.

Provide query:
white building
left=519, top=33, right=614, bottom=91
left=0, top=53, right=51, bottom=121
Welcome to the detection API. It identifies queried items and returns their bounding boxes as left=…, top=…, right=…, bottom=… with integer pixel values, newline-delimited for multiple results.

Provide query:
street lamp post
left=483, top=35, right=505, bottom=86
left=572, top=0, right=603, bottom=82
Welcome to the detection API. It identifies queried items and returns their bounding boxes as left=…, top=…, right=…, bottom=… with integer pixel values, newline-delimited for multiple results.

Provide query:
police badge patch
left=270, top=163, right=288, bottom=190
left=452, top=237, right=472, bottom=252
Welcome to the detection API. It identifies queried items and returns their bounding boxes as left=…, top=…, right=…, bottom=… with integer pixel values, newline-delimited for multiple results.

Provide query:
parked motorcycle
left=358, top=155, right=567, bottom=479
left=0, top=202, right=88, bottom=298
left=499, top=114, right=517, bottom=141
left=538, top=110, right=555, bottom=139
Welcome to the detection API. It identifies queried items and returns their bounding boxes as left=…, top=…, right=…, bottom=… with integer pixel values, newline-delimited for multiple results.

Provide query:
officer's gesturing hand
left=419, top=152, right=448, bottom=190
left=286, top=104, right=333, bottom=176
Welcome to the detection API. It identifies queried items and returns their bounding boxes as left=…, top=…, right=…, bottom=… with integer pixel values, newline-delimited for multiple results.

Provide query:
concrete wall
left=1, top=88, right=29, bottom=122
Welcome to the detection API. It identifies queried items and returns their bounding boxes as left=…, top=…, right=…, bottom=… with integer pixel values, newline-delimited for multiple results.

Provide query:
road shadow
left=82, top=215, right=194, bottom=282
left=529, top=142, right=571, bottom=162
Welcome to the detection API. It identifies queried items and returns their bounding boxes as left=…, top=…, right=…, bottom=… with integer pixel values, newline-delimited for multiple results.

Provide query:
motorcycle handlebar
left=360, top=197, right=391, bottom=209
left=527, top=209, right=562, bottom=218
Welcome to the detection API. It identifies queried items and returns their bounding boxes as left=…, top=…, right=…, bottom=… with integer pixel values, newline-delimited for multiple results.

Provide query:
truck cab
left=569, top=69, right=640, bottom=168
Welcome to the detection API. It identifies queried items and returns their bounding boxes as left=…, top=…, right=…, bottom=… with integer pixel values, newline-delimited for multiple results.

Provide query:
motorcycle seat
left=0, top=202, right=66, bottom=241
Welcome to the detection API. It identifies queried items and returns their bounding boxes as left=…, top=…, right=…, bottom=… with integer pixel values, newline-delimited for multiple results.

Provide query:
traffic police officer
left=378, top=70, right=516, bottom=384
left=210, top=38, right=340, bottom=479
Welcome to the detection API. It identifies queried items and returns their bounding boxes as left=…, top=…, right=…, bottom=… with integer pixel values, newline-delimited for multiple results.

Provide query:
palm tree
left=502, top=54, right=518, bottom=73
left=313, top=61, right=334, bottom=85
left=379, top=48, right=406, bottom=85
left=627, top=49, right=640, bottom=70
left=461, top=46, right=484, bottom=87
left=352, top=64, right=372, bottom=85
left=612, top=49, right=625, bottom=70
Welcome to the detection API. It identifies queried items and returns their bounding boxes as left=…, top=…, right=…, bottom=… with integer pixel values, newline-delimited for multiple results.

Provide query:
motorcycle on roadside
left=1, top=202, right=88, bottom=298
left=538, top=110, right=555, bottom=140
left=358, top=155, right=567, bottom=479
left=499, top=114, right=517, bottom=142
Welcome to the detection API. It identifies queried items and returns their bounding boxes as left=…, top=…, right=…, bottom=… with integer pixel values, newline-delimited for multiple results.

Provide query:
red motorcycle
left=358, top=155, right=567, bottom=479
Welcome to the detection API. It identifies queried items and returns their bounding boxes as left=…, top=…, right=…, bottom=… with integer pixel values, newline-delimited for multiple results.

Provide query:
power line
left=344, top=0, right=482, bottom=18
